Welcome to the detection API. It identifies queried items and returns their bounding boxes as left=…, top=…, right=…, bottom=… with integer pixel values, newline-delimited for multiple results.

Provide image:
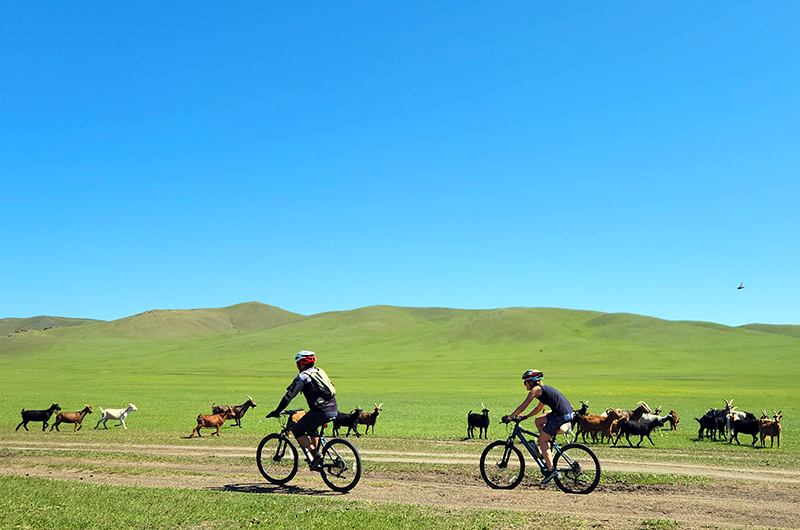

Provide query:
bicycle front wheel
left=256, top=433, right=298, bottom=485
left=479, top=440, right=525, bottom=489
left=319, top=438, right=362, bottom=492
left=553, top=443, right=601, bottom=494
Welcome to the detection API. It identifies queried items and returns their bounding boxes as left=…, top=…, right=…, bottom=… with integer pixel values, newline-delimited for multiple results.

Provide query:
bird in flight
left=737, top=283, right=744, bottom=290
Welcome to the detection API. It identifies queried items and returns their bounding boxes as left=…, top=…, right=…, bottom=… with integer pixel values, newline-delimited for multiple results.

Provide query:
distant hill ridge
left=2, top=302, right=799, bottom=342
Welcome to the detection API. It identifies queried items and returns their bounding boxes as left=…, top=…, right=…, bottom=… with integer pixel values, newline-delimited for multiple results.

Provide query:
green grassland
left=1, top=302, right=797, bottom=451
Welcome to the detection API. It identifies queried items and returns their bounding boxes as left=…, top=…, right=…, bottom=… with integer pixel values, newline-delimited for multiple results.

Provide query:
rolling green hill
left=1, top=303, right=798, bottom=441
left=0, top=316, right=102, bottom=336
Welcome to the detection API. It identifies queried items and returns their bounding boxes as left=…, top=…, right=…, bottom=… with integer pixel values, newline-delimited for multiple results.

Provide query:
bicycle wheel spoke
left=552, top=443, right=600, bottom=494
left=319, top=439, right=362, bottom=492
left=480, top=441, right=525, bottom=489
left=256, top=433, right=298, bottom=485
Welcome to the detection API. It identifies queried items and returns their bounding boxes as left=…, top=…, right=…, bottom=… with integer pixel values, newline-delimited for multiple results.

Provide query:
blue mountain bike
left=480, top=417, right=601, bottom=494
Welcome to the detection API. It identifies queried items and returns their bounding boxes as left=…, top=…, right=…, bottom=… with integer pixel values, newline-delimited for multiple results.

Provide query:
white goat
left=94, top=404, right=138, bottom=429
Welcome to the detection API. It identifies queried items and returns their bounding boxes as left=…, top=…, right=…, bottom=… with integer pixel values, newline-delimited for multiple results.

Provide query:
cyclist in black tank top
left=502, top=369, right=574, bottom=482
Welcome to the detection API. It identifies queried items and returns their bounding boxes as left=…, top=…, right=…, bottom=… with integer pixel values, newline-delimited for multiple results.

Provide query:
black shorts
left=290, top=409, right=338, bottom=437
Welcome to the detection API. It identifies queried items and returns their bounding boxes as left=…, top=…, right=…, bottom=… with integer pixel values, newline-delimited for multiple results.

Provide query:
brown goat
left=758, top=410, right=782, bottom=448
left=211, top=395, right=257, bottom=428
left=578, top=409, right=623, bottom=443
left=357, top=403, right=383, bottom=435
left=51, top=405, right=93, bottom=432
left=190, top=408, right=235, bottom=437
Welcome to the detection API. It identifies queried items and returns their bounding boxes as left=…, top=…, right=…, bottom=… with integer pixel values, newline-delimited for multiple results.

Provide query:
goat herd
left=14, top=397, right=782, bottom=449
left=467, top=398, right=784, bottom=449
left=13, top=397, right=386, bottom=440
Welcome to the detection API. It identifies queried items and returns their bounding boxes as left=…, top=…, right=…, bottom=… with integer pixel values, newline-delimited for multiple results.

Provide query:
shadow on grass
left=210, top=482, right=346, bottom=497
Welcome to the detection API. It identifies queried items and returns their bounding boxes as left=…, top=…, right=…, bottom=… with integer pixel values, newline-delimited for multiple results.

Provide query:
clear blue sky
left=2, top=3, right=798, bottom=326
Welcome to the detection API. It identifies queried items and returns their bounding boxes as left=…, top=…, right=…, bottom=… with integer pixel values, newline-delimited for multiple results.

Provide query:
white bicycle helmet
left=294, top=350, right=316, bottom=366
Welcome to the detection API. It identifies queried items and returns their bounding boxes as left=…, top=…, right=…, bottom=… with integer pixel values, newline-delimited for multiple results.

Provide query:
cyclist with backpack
left=267, top=350, right=337, bottom=469
left=502, top=369, right=573, bottom=483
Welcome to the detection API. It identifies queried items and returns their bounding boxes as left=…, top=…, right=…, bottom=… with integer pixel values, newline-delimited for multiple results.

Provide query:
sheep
left=578, top=408, right=623, bottom=443
left=51, top=405, right=94, bottom=432
left=467, top=403, right=490, bottom=439
left=211, top=396, right=257, bottom=428
left=758, top=410, right=782, bottom=448
left=16, top=403, right=61, bottom=432
left=357, top=403, right=383, bottom=435
left=189, top=408, right=235, bottom=437
left=332, top=407, right=363, bottom=437
left=613, top=415, right=666, bottom=447
left=94, top=404, right=138, bottom=429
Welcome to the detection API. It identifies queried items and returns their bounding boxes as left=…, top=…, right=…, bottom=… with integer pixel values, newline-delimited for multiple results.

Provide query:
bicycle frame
left=506, top=421, right=554, bottom=470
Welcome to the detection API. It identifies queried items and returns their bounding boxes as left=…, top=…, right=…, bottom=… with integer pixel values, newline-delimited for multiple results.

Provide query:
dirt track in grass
left=2, top=440, right=800, bottom=530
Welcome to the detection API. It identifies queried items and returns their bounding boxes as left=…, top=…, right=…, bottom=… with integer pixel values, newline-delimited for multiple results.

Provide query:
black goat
left=467, top=404, right=490, bottom=439
left=614, top=416, right=666, bottom=447
left=16, top=403, right=62, bottom=431
left=332, top=408, right=363, bottom=437
left=695, top=409, right=725, bottom=440
left=729, top=413, right=761, bottom=446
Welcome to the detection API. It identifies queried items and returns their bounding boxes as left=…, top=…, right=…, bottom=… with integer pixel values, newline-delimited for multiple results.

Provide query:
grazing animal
left=211, top=396, right=257, bottom=428
left=332, top=408, right=363, bottom=437
left=190, top=408, right=235, bottom=437
left=578, top=409, right=623, bottom=443
left=357, top=403, right=383, bottom=435
left=695, top=412, right=722, bottom=440
left=94, top=404, right=138, bottom=429
left=617, top=401, right=652, bottom=422
left=729, top=412, right=761, bottom=446
left=667, top=410, right=679, bottom=431
left=51, top=405, right=94, bottom=432
left=16, top=403, right=62, bottom=432
left=758, top=410, right=782, bottom=448
left=467, top=403, right=490, bottom=439
left=613, top=415, right=666, bottom=447
left=558, top=400, right=589, bottom=443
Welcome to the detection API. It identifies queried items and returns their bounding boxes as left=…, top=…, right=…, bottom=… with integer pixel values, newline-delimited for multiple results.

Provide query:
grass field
left=2, top=303, right=796, bottom=448
left=1, top=303, right=798, bottom=529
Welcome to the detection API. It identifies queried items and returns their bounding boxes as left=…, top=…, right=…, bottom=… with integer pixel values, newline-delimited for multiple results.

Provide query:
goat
left=695, top=412, right=716, bottom=440
left=758, top=410, right=782, bottom=448
left=16, top=403, right=61, bottom=432
left=357, top=403, right=383, bottom=435
left=51, top=405, right=93, bottom=432
left=617, top=401, right=652, bottom=422
left=467, top=403, right=490, bottom=439
left=578, top=408, right=623, bottom=443
left=558, top=400, right=589, bottom=443
left=667, top=410, right=679, bottom=431
left=729, top=412, right=761, bottom=446
left=94, top=404, right=138, bottom=429
left=596, top=402, right=650, bottom=443
left=332, top=408, right=363, bottom=437
left=190, top=408, right=235, bottom=437
left=640, top=408, right=674, bottom=437
left=613, top=415, right=666, bottom=447
left=211, top=395, right=257, bottom=428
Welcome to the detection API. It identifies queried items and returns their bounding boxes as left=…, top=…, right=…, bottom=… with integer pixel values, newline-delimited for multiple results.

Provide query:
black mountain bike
left=256, top=409, right=362, bottom=493
left=480, top=417, right=601, bottom=494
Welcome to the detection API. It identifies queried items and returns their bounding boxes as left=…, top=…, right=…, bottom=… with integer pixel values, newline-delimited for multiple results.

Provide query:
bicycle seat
left=281, top=409, right=304, bottom=415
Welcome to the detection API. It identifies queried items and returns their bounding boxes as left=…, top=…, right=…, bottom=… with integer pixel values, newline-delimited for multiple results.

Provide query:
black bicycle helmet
left=522, top=369, right=543, bottom=382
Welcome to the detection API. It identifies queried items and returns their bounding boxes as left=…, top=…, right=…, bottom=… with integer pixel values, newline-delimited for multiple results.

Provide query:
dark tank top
left=538, top=385, right=572, bottom=416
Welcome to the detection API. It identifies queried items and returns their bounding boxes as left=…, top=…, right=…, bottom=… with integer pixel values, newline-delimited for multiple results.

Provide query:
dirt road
left=2, top=440, right=799, bottom=529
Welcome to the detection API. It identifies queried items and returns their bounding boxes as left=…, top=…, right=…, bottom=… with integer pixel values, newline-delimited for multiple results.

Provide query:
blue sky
left=2, top=3, right=798, bottom=326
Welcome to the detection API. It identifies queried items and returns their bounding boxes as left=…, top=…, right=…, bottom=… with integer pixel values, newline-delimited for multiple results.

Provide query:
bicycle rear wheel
left=479, top=440, right=525, bottom=489
left=256, top=433, right=298, bottom=485
left=553, top=443, right=600, bottom=494
left=319, top=438, right=362, bottom=492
